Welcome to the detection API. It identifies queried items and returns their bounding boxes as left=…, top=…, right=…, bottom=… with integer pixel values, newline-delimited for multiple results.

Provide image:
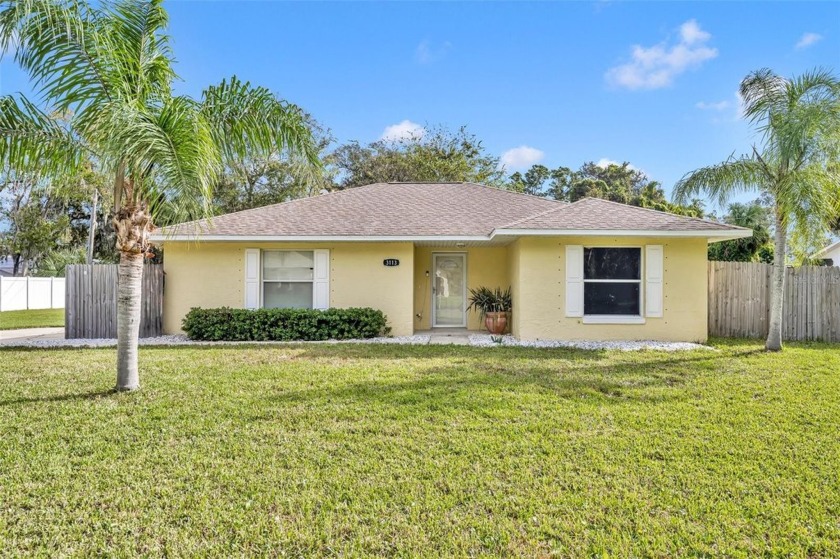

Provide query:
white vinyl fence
left=0, top=276, right=65, bottom=312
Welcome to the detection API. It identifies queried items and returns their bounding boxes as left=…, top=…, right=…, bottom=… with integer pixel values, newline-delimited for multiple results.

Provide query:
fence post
left=25, top=276, right=30, bottom=310
left=0, top=275, right=3, bottom=312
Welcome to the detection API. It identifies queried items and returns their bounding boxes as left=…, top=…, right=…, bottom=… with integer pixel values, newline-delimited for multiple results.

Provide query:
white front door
left=432, top=253, right=467, bottom=327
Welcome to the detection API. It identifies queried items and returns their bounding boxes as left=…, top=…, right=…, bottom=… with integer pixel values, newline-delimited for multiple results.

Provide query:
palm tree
left=674, top=68, right=840, bottom=351
left=0, top=0, right=318, bottom=389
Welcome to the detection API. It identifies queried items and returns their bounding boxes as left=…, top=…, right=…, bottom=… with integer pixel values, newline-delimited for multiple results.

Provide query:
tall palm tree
left=0, top=0, right=318, bottom=389
left=674, top=68, right=840, bottom=351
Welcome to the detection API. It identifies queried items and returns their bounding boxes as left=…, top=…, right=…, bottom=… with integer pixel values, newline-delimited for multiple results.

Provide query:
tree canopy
left=331, top=126, right=505, bottom=189
left=508, top=161, right=705, bottom=217
left=707, top=201, right=774, bottom=263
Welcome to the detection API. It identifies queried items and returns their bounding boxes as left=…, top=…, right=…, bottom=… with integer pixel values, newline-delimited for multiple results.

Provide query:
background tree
left=213, top=117, right=334, bottom=214
left=332, top=126, right=505, bottom=188
left=0, top=175, right=74, bottom=275
left=674, top=68, right=840, bottom=351
left=0, top=0, right=318, bottom=389
left=707, top=201, right=774, bottom=262
left=510, top=161, right=706, bottom=216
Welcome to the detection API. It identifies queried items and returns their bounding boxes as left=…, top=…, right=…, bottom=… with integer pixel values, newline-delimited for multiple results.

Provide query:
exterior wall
left=163, top=236, right=708, bottom=341
left=512, top=236, right=709, bottom=342
left=162, top=241, right=414, bottom=336
left=413, top=245, right=510, bottom=331
left=507, top=240, right=522, bottom=338
left=823, top=245, right=840, bottom=267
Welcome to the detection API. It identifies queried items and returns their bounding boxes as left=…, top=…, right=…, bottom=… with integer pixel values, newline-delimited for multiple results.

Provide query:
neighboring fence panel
left=65, top=264, right=163, bottom=339
left=0, top=276, right=66, bottom=311
left=708, top=261, right=840, bottom=342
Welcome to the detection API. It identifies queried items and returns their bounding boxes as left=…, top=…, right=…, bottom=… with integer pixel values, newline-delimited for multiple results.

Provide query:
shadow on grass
left=0, top=389, right=118, bottom=407
left=259, top=357, right=708, bottom=418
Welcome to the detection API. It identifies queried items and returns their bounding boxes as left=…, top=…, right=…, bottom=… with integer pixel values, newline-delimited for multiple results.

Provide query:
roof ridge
left=570, top=197, right=750, bottom=231
left=498, top=201, right=573, bottom=229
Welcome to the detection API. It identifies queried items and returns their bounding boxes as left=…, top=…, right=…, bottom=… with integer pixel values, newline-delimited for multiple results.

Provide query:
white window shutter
left=244, top=249, right=261, bottom=309
left=645, top=245, right=664, bottom=318
left=565, top=245, right=584, bottom=317
left=313, top=249, right=330, bottom=309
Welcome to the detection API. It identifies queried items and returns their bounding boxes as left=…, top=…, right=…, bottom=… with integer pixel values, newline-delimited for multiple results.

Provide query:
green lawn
left=1, top=341, right=838, bottom=557
left=0, top=308, right=65, bottom=330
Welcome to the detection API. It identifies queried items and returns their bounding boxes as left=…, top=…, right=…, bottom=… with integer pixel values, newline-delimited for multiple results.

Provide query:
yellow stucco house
left=152, top=182, right=750, bottom=342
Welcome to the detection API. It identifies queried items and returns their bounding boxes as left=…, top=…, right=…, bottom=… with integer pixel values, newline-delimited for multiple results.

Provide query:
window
left=262, top=250, right=314, bottom=309
left=583, top=247, right=641, bottom=316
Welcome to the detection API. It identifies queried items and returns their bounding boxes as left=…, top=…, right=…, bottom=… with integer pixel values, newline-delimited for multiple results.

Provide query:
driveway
left=0, top=327, right=65, bottom=344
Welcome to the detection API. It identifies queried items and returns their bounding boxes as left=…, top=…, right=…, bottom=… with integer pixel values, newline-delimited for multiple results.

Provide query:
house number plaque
left=383, top=259, right=400, bottom=267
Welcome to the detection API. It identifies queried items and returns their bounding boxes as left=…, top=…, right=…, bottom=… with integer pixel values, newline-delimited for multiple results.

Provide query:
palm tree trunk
left=86, top=188, right=99, bottom=266
left=765, top=208, right=786, bottom=351
left=116, top=249, right=143, bottom=390
left=113, top=202, right=152, bottom=391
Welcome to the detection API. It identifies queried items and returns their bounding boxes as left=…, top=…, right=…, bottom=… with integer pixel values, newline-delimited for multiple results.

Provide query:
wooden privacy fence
left=65, top=264, right=163, bottom=339
left=708, top=261, right=840, bottom=342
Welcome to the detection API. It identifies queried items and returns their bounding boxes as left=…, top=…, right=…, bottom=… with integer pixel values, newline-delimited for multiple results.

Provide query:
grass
left=1, top=340, right=838, bottom=557
left=0, top=308, right=64, bottom=330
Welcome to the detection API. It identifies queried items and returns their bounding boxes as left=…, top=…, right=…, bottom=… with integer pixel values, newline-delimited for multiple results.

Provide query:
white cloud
left=595, top=158, right=637, bottom=171
left=500, top=146, right=544, bottom=170
left=679, top=20, right=711, bottom=45
left=795, top=32, right=823, bottom=49
left=695, top=100, right=731, bottom=111
left=605, top=19, right=718, bottom=90
left=380, top=120, right=425, bottom=142
left=415, top=40, right=451, bottom=64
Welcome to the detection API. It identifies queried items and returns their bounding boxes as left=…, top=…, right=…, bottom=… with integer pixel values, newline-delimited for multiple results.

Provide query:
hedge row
left=182, top=307, right=390, bottom=341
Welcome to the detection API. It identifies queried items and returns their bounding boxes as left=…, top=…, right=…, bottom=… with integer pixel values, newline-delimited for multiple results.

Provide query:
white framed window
left=262, top=250, right=315, bottom=309
left=244, top=249, right=330, bottom=310
left=566, top=244, right=663, bottom=323
left=583, top=247, right=642, bottom=318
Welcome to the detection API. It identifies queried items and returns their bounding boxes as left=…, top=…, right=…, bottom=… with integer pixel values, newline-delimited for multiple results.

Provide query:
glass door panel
left=433, top=253, right=466, bottom=327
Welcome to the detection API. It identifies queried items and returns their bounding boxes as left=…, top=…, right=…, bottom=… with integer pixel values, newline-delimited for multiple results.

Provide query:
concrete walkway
left=417, top=329, right=474, bottom=346
left=0, top=327, right=64, bottom=344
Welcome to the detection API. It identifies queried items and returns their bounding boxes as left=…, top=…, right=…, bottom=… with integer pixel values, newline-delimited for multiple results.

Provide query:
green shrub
left=182, top=307, right=390, bottom=341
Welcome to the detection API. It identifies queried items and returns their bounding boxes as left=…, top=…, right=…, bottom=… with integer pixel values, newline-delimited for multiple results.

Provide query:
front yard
left=1, top=340, right=838, bottom=556
left=0, top=308, right=65, bottom=330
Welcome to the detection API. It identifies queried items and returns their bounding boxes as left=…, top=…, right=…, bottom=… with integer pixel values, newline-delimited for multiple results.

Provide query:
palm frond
left=739, top=68, right=787, bottom=126
left=101, top=0, right=174, bottom=103
left=672, top=156, right=768, bottom=206
left=778, top=163, right=840, bottom=235
left=1, top=0, right=114, bottom=114
left=200, top=76, right=321, bottom=167
left=0, top=94, right=85, bottom=179
left=82, top=95, right=220, bottom=222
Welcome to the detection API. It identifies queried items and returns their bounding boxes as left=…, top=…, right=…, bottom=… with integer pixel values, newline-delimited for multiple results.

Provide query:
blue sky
left=1, top=1, right=838, bottom=207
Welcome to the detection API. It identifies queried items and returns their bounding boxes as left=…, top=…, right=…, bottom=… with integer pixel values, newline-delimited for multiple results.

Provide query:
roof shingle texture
left=500, top=197, right=746, bottom=232
left=161, top=182, right=746, bottom=237
left=165, top=182, right=563, bottom=237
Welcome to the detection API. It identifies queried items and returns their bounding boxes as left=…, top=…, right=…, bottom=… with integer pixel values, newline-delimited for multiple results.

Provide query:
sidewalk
left=0, top=327, right=65, bottom=344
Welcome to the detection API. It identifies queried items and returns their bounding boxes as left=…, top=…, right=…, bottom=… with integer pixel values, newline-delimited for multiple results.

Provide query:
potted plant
left=467, top=286, right=512, bottom=335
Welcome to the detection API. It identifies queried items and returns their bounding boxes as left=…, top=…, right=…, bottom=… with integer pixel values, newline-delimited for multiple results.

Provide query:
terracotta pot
left=484, top=311, right=508, bottom=335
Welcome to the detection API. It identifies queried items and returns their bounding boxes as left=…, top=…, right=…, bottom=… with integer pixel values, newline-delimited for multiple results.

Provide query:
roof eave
left=149, top=234, right=494, bottom=243
left=151, top=229, right=754, bottom=243
left=813, top=240, right=840, bottom=258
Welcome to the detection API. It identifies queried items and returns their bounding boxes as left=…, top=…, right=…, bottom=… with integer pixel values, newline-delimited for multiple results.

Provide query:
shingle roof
left=161, top=182, right=564, bottom=237
left=499, top=197, right=747, bottom=233
left=156, top=182, right=749, bottom=239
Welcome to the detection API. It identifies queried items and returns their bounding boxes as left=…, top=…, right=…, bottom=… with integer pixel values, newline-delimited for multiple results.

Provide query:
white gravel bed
left=0, top=334, right=432, bottom=349
left=469, top=334, right=712, bottom=351
left=2, top=333, right=710, bottom=351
